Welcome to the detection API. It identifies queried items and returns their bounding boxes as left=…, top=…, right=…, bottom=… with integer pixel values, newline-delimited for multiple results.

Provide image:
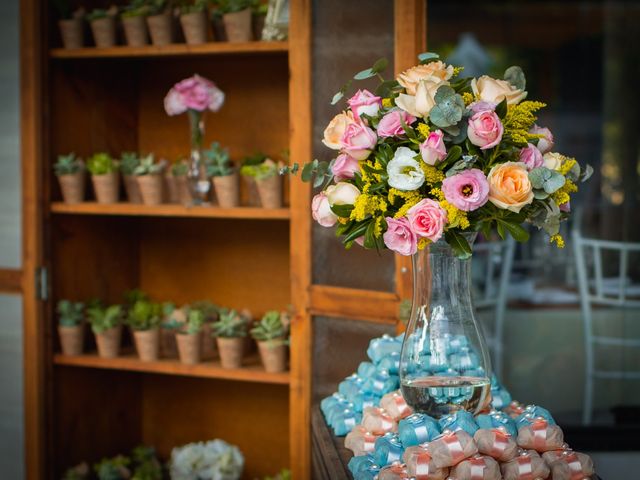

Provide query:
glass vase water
left=188, top=109, right=211, bottom=204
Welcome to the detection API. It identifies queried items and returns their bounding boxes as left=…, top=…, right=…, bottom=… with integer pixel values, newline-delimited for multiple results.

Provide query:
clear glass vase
left=399, top=233, right=493, bottom=418
left=188, top=109, right=211, bottom=204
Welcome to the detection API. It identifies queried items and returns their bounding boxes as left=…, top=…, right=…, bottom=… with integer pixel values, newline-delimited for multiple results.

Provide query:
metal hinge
left=35, top=266, right=49, bottom=301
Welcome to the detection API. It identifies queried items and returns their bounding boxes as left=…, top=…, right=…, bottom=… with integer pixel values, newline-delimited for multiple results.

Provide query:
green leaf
left=330, top=203, right=354, bottom=217
left=497, top=219, right=530, bottom=242
left=418, top=52, right=440, bottom=63
left=364, top=220, right=377, bottom=248
left=504, top=66, right=526, bottom=90
left=495, top=97, right=508, bottom=119
left=529, top=167, right=565, bottom=194
left=375, top=80, right=399, bottom=98
left=444, top=230, right=472, bottom=259
left=343, top=221, right=369, bottom=243
left=331, top=91, right=344, bottom=105
left=429, top=86, right=465, bottom=128
left=580, top=164, right=594, bottom=183
left=372, top=57, right=388, bottom=73
left=444, top=145, right=463, bottom=164
left=301, top=161, right=315, bottom=182
left=496, top=221, right=506, bottom=240
left=354, top=68, right=375, bottom=80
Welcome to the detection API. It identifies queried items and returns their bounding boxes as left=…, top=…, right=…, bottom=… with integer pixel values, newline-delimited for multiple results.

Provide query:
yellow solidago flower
left=416, top=123, right=431, bottom=138
left=421, top=163, right=445, bottom=185
left=453, top=66, right=465, bottom=76
left=462, top=92, right=474, bottom=106
left=351, top=194, right=387, bottom=222
left=382, top=98, right=393, bottom=108
left=430, top=187, right=445, bottom=201
left=440, top=200, right=470, bottom=230
left=552, top=179, right=578, bottom=206
left=504, top=101, right=546, bottom=144
left=550, top=234, right=565, bottom=248
left=418, top=238, right=430, bottom=250
left=374, top=216, right=384, bottom=238
left=559, top=157, right=577, bottom=176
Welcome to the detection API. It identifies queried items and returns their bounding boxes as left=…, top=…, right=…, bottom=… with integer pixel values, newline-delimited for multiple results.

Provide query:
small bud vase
left=187, top=110, right=211, bottom=204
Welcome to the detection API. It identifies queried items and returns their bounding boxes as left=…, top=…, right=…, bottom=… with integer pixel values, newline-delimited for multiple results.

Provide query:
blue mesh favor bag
left=398, top=412, right=441, bottom=447
left=439, top=410, right=479, bottom=436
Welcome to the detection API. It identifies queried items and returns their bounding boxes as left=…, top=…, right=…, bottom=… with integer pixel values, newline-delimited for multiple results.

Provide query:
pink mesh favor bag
left=362, top=406, right=397, bottom=435
left=427, top=430, right=478, bottom=468
left=544, top=450, right=595, bottom=479
left=380, top=390, right=413, bottom=421
left=516, top=418, right=564, bottom=452
left=504, top=401, right=526, bottom=418
left=501, top=450, right=550, bottom=480
left=402, top=445, right=449, bottom=480
left=450, top=454, right=501, bottom=480
left=473, top=427, right=518, bottom=462
left=344, top=425, right=379, bottom=456
left=378, top=462, right=412, bottom=480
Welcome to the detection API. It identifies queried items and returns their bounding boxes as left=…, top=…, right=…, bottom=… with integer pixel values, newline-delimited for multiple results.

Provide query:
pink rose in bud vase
left=529, top=125, right=555, bottom=153
left=383, top=217, right=418, bottom=256
left=467, top=110, right=504, bottom=150
left=164, top=74, right=225, bottom=115
left=377, top=110, right=417, bottom=138
left=519, top=143, right=544, bottom=171
left=347, top=89, right=382, bottom=119
left=331, top=153, right=360, bottom=181
left=311, top=192, right=338, bottom=227
left=407, top=198, right=447, bottom=242
left=468, top=100, right=497, bottom=114
left=340, top=121, right=377, bottom=160
left=442, top=169, right=490, bottom=212
left=419, top=129, right=447, bottom=165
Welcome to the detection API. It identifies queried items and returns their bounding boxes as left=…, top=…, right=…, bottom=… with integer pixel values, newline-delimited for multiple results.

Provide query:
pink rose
left=467, top=110, right=504, bottom=150
left=419, top=129, right=447, bottom=165
left=407, top=198, right=447, bottom=242
left=469, top=100, right=497, bottom=113
left=376, top=110, right=416, bottom=138
left=442, top=169, right=490, bottom=212
left=340, top=120, right=377, bottom=160
left=347, top=89, right=382, bottom=119
left=331, top=153, right=360, bottom=181
left=560, top=201, right=570, bottom=213
left=164, top=75, right=225, bottom=115
left=529, top=124, right=554, bottom=154
left=311, top=192, right=338, bottom=227
left=383, top=217, right=418, bottom=256
left=519, top=143, right=544, bottom=171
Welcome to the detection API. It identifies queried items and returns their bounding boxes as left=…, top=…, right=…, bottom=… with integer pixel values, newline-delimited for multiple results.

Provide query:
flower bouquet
left=289, top=53, right=591, bottom=258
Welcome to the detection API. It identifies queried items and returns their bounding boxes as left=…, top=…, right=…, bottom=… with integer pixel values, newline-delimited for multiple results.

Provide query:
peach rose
left=397, top=62, right=454, bottom=95
left=322, top=111, right=356, bottom=150
left=471, top=76, right=527, bottom=105
left=487, top=162, right=534, bottom=213
left=395, top=77, right=447, bottom=118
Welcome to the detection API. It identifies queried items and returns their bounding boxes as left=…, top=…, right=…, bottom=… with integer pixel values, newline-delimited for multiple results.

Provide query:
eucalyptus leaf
left=354, top=68, right=375, bottom=80
left=504, top=66, right=526, bottom=90
left=533, top=190, right=550, bottom=200
left=580, top=164, right=594, bottom=182
left=529, top=167, right=566, bottom=194
left=418, top=52, right=440, bottom=63
left=429, top=86, right=465, bottom=128
left=330, top=91, right=344, bottom=105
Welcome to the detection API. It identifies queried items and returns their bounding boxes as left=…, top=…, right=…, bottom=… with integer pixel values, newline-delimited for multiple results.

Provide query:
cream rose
left=397, top=61, right=454, bottom=95
left=325, top=182, right=360, bottom=206
left=322, top=111, right=356, bottom=150
left=395, top=77, right=447, bottom=118
left=487, top=162, right=534, bottom=213
left=471, top=76, right=527, bottom=105
left=543, top=152, right=563, bottom=171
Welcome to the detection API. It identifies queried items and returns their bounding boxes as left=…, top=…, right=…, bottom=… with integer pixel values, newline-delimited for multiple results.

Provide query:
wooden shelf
left=50, top=202, right=290, bottom=220
left=54, top=352, right=290, bottom=385
left=50, top=41, right=289, bottom=59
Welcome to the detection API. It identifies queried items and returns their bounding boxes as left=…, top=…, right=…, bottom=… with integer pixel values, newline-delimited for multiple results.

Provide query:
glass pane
left=427, top=0, right=640, bottom=430
left=311, top=0, right=396, bottom=291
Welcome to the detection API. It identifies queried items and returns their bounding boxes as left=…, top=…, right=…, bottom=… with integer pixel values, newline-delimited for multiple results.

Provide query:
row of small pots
left=59, top=8, right=261, bottom=49
left=59, top=323, right=288, bottom=373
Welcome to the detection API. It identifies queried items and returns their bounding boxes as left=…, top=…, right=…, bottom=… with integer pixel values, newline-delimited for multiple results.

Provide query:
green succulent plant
left=179, top=308, right=204, bottom=335
left=62, top=462, right=90, bottom=480
left=121, top=0, right=151, bottom=18
left=171, top=160, right=189, bottom=177
left=264, top=469, right=292, bottom=480
left=87, top=304, right=123, bottom=334
left=180, top=0, right=211, bottom=14
left=94, top=455, right=131, bottom=480
left=54, top=153, right=83, bottom=176
left=250, top=310, right=287, bottom=342
left=120, top=152, right=141, bottom=176
left=214, top=0, right=252, bottom=14
left=87, top=152, right=119, bottom=175
left=124, top=288, right=148, bottom=307
left=147, top=0, right=170, bottom=15
left=251, top=0, right=268, bottom=16
left=86, top=8, right=110, bottom=22
left=240, top=156, right=278, bottom=180
left=57, top=300, right=84, bottom=327
left=130, top=445, right=162, bottom=480
left=133, top=154, right=164, bottom=176
left=190, top=300, right=218, bottom=321
left=127, top=299, right=162, bottom=331
left=204, top=142, right=233, bottom=177
left=212, top=309, right=247, bottom=338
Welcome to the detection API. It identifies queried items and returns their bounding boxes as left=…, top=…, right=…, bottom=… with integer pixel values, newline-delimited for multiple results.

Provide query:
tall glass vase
left=399, top=233, right=493, bottom=418
left=188, top=109, right=211, bottom=204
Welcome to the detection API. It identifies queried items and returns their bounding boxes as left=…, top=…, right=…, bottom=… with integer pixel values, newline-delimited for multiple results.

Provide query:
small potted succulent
left=86, top=7, right=118, bottom=48
left=217, top=0, right=253, bottom=42
left=120, top=152, right=143, bottom=203
left=121, top=0, right=150, bottom=47
left=175, top=308, right=204, bottom=364
left=250, top=310, right=288, bottom=373
left=87, top=152, right=120, bottom=204
left=87, top=303, right=124, bottom=359
left=94, top=456, right=131, bottom=480
left=205, top=142, right=238, bottom=208
left=54, top=153, right=85, bottom=204
left=134, top=154, right=165, bottom=205
left=146, top=0, right=174, bottom=46
left=250, top=0, right=267, bottom=40
left=191, top=300, right=218, bottom=359
left=54, top=1, right=85, bottom=49
left=62, top=462, right=90, bottom=480
left=127, top=299, right=162, bottom=362
left=57, top=300, right=85, bottom=356
left=130, top=446, right=162, bottom=480
left=211, top=309, right=247, bottom=369
left=240, top=155, right=282, bottom=208
left=160, top=302, right=184, bottom=358
left=179, top=0, right=209, bottom=45
left=170, top=160, right=193, bottom=205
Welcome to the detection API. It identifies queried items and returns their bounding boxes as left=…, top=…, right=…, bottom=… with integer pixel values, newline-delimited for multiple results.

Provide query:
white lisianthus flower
left=386, top=147, right=425, bottom=191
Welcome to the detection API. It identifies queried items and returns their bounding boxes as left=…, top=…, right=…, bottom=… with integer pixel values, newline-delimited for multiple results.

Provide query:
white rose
left=325, top=182, right=361, bottom=206
left=543, top=152, right=563, bottom=171
left=395, top=77, right=447, bottom=118
left=471, top=75, right=527, bottom=105
left=386, top=146, right=425, bottom=191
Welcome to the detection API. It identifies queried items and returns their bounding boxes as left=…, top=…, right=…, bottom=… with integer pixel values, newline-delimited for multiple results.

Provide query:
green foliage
left=429, top=85, right=465, bottom=128
left=529, top=167, right=566, bottom=195
left=240, top=157, right=278, bottom=180
left=94, top=456, right=131, bottom=480
left=504, top=65, right=526, bottom=91
left=180, top=0, right=211, bottom=14
left=190, top=300, right=218, bottom=321
left=133, top=154, right=163, bottom=176
left=57, top=300, right=84, bottom=327
left=124, top=289, right=148, bottom=307
left=204, top=142, right=233, bottom=177
left=121, top=0, right=151, bottom=18
left=130, top=446, right=162, bottom=480
left=212, top=309, right=247, bottom=338
left=62, top=463, right=90, bottom=480
left=87, top=153, right=118, bottom=175
left=250, top=311, right=286, bottom=341
left=86, top=9, right=110, bottom=21
left=146, top=0, right=169, bottom=15
left=417, top=51, right=440, bottom=64
left=331, top=57, right=390, bottom=105
left=180, top=308, right=204, bottom=335
left=87, top=304, right=123, bottom=334
left=54, top=153, right=83, bottom=176
left=214, top=0, right=253, bottom=14
left=120, top=152, right=141, bottom=176
left=264, top=469, right=292, bottom=480
left=251, top=0, right=268, bottom=15
left=171, top=160, right=189, bottom=177
left=127, top=300, right=162, bottom=331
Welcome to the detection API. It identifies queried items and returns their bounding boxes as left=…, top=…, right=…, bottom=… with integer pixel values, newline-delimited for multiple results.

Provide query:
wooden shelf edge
left=50, top=41, right=289, bottom=59
left=54, top=353, right=290, bottom=385
left=50, top=202, right=290, bottom=220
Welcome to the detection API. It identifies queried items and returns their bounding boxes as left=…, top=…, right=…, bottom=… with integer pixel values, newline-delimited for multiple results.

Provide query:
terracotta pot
left=123, top=174, right=142, bottom=203
left=256, top=175, right=282, bottom=208
left=242, top=175, right=260, bottom=206
left=122, top=15, right=148, bottom=46
left=200, top=323, right=217, bottom=360
left=216, top=337, right=244, bottom=369
left=212, top=173, right=239, bottom=208
left=223, top=8, right=252, bottom=43
left=257, top=339, right=287, bottom=373
left=58, top=324, right=84, bottom=356
left=175, top=176, right=193, bottom=205
left=211, top=15, right=227, bottom=41
left=91, top=173, right=119, bottom=204
left=164, top=173, right=179, bottom=203
left=58, top=171, right=85, bottom=204
left=176, top=332, right=201, bottom=365
left=160, top=328, right=178, bottom=358
left=180, top=11, right=207, bottom=45
left=90, top=16, right=116, bottom=48
left=94, top=325, right=122, bottom=359
left=58, top=18, right=84, bottom=49
left=137, top=174, right=164, bottom=205
left=146, top=11, right=173, bottom=45
left=133, top=328, right=160, bottom=362
left=252, top=14, right=265, bottom=41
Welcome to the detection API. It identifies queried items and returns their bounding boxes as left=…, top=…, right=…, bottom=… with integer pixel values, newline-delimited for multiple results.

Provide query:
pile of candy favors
left=320, top=334, right=597, bottom=480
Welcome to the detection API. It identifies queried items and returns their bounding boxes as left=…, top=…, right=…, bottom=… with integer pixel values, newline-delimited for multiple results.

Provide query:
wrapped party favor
left=501, top=450, right=550, bottom=480
left=380, top=391, right=413, bottom=421
left=516, top=418, right=564, bottom=452
left=331, top=408, right=362, bottom=436
left=449, top=347, right=480, bottom=371
left=450, top=454, right=501, bottom=480
left=351, top=391, right=382, bottom=412
left=339, top=374, right=365, bottom=399
left=367, top=334, right=402, bottom=364
left=378, top=352, right=401, bottom=375
left=358, top=361, right=377, bottom=379
left=504, top=401, right=526, bottom=418
left=348, top=454, right=377, bottom=475
left=353, top=464, right=380, bottom=480
left=363, top=370, right=399, bottom=396
left=398, top=413, right=441, bottom=447
left=377, top=462, right=412, bottom=480
left=544, top=450, right=595, bottom=479
left=345, top=426, right=379, bottom=456
left=490, top=388, right=513, bottom=410
left=362, top=407, right=397, bottom=435
left=403, top=446, right=449, bottom=480
left=374, top=432, right=405, bottom=467
left=439, top=410, right=479, bottom=436
left=427, top=430, right=478, bottom=468
left=516, top=405, right=557, bottom=428
left=476, top=410, right=518, bottom=437
left=473, top=428, right=518, bottom=462
left=324, top=399, right=354, bottom=425
left=320, top=393, right=346, bottom=417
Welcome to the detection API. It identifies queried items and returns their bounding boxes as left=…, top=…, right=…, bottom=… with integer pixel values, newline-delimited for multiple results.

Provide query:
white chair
left=573, top=229, right=640, bottom=425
